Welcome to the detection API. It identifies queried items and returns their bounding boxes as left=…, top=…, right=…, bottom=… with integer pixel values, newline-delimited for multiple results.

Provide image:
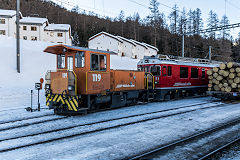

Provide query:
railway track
left=0, top=101, right=215, bottom=133
left=129, top=117, right=240, bottom=160
left=198, top=137, right=240, bottom=160
left=0, top=101, right=226, bottom=153
left=0, top=113, right=55, bottom=125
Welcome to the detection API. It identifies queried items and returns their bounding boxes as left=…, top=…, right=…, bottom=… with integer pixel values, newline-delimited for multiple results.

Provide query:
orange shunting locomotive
left=44, top=44, right=154, bottom=114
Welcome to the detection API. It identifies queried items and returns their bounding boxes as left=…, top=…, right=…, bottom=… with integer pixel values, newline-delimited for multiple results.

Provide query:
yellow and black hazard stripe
left=46, top=94, right=79, bottom=112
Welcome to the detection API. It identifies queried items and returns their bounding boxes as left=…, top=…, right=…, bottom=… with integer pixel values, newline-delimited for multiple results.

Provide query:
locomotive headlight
left=68, top=85, right=74, bottom=91
left=45, top=84, right=50, bottom=89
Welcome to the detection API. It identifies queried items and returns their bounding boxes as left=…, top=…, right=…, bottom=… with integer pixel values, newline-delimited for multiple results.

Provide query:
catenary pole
left=16, top=0, right=20, bottom=73
left=182, top=34, right=184, bottom=57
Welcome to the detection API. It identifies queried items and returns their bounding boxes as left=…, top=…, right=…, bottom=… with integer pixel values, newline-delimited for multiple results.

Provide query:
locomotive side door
left=160, top=65, right=167, bottom=87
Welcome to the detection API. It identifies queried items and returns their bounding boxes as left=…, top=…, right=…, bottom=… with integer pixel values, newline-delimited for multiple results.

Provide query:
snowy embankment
left=0, top=36, right=139, bottom=109
left=0, top=36, right=55, bottom=109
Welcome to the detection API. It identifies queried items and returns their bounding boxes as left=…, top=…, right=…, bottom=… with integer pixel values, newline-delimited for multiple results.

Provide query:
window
left=23, top=36, right=27, bottom=40
left=202, top=68, right=206, bottom=79
left=180, top=67, right=188, bottom=78
left=31, top=26, right=37, bottom=31
left=31, top=36, right=37, bottom=41
left=162, top=66, right=167, bottom=76
left=67, top=56, right=73, bottom=70
left=191, top=68, right=198, bottom=78
left=0, top=30, right=6, bottom=35
left=0, top=19, right=5, bottom=24
left=23, top=26, right=27, bottom=30
left=150, top=66, right=161, bottom=76
left=145, top=66, right=149, bottom=72
left=137, top=66, right=144, bottom=71
left=168, top=66, right=172, bottom=76
left=50, top=32, right=54, bottom=37
left=91, top=54, right=107, bottom=71
left=57, top=33, right=63, bottom=37
left=57, top=54, right=65, bottom=69
left=75, top=51, right=85, bottom=68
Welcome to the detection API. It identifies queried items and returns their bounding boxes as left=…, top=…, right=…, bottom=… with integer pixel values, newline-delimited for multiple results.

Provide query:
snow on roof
left=89, top=31, right=123, bottom=43
left=0, top=9, right=16, bottom=17
left=116, top=36, right=136, bottom=46
left=142, top=43, right=159, bottom=51
left=20, top=17, right=48, bottom=24
left=45, top=24, right=71, bottom=31
left=130, top=39, right=148, bottom=49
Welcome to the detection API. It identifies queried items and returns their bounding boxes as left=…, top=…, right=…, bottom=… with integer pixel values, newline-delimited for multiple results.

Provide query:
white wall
left=145, top=47, right=157, bottom=56
left=121, top=41, right=134, bottom=58
left=44, top=30, right=72, bottom=45
left=135, top=45, right=146, bottom=59
left=20, top=22, right=47, bottom=41
left=0, top=16, right=16, bottom=37
left=88, top=34, right=121, bottom=55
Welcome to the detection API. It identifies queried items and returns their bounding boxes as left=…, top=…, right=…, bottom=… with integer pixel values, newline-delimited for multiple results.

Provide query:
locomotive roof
left=138, top=56, right=220, bottom=68
left=44, top=44, right=117, bottom=55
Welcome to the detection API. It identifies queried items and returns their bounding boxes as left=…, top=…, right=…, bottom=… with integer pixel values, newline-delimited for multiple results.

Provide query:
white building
left=88, top=32, right=123, bottom=56
left=88, top=31, right=158, bottom=59
left=20, top=17, right=48, bottom=41
left=116, top=36, right=136, bottom=58
left=0, top=9, right=20, bottom=37
left=44, top=24, right=72, bottom=45
left=130, top=39, right=148, bottom=59
left=0, top=9, right=72, bottom=45
left=143, top=42, right=159, bottom=57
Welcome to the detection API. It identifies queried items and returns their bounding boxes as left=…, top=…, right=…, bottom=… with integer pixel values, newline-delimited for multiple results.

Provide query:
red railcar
left=137, top=55, right=219, bottom=100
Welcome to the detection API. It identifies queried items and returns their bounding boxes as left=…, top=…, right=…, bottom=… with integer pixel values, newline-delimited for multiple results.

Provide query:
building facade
left=88, top=32, right=123, bottom=56
left=20, top=17, right=48, bottom=41
left=0, top=9, right=19, bottom=37
left=44, top=24, right=72, bottom=45
left=0, top=9, right=72, bottom=45
left=88, top=31, right=158, bottom=59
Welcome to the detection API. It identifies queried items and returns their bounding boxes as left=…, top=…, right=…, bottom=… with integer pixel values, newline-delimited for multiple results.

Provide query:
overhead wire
left=53, top=0, right=117, bottom=18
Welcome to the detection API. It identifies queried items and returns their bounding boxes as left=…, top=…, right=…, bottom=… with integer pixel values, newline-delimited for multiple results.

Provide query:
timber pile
left=207, top=62, right=240, bottom=93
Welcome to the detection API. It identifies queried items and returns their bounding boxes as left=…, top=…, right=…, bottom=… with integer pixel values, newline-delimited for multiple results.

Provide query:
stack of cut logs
left=207, top=62, right=240, bottom=92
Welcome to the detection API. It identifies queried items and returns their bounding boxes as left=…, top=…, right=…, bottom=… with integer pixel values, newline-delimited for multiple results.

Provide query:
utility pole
left=209, top=46, right=212, bottom=62
left=16, top=0, right=20, bottom=73
left=182, top=34, right=184, bottom=57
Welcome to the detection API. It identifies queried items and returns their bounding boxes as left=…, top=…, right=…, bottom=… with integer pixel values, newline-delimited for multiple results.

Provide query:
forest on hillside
left=0, top=0, right=240, bottom=62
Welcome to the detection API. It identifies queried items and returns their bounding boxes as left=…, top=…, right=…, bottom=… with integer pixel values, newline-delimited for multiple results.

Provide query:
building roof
left=88, top=31, right=123, bottom=43
left=0, top=9, right=16, bottom=17
left=142, top=43, right=159, bottom=51
left=116, top=36, right=136, bottom=46
left=130, top=39, right=148, bottom=49
left=45, top=24, right=71, bottom=31
left=20, top=17, right=48, bottom=25
left=44, top=44, right=117, bottom=55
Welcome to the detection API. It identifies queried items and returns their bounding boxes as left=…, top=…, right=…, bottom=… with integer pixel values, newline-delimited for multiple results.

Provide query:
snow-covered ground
left=0, top=97, right=239, bottom=159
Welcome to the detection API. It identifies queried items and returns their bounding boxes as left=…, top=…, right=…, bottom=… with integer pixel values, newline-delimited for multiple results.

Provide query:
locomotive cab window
left=202, top=68, right=206, bottom=79
left=137, top=66, right=144, bottom=71
left=75, top=51, right=85, bottom=68
left=91, top=54, right=107, bottom=71
left=180, top=67, right=188, bottom=78
left=57, top=54, right=65, bottom=69
left=145, top=66, right=149, bottom=72
left=191, top=68, right=199, bottom=78
left=150, top=65, right=161, bottom=76
left=168, top=66, right=172, bottom=76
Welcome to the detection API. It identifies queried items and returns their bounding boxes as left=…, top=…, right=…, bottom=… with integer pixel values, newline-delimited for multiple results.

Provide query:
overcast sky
left=51, top=0, right=240, bottom=39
